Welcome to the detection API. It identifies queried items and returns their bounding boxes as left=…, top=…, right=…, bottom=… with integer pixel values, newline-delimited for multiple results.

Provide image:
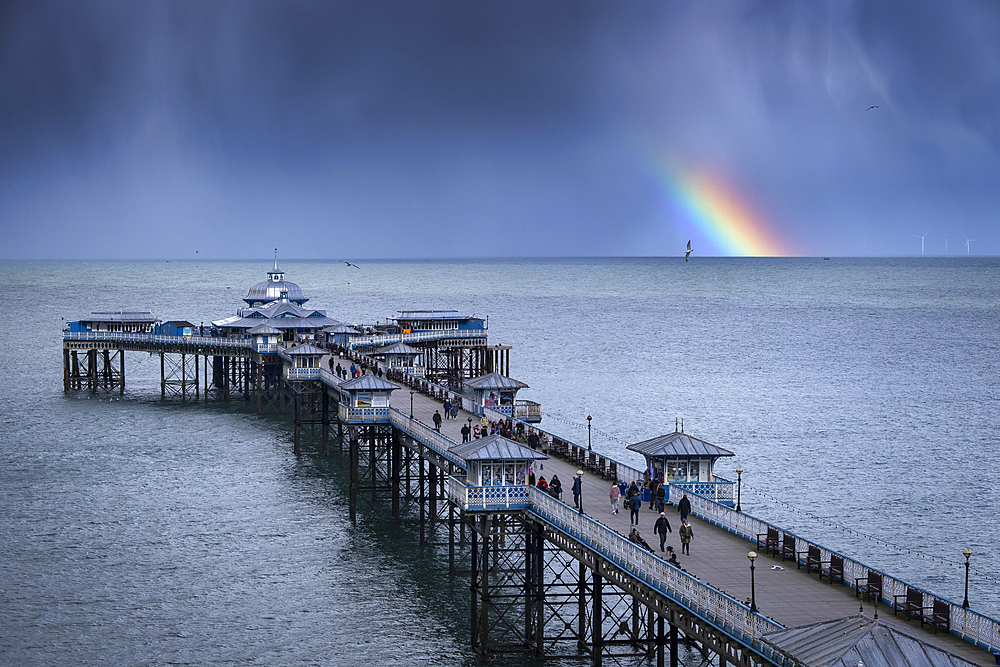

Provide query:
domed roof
left=243, top=257, right=309, bottom=306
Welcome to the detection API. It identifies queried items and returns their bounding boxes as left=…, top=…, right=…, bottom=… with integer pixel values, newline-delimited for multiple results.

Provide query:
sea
left=1, top=257, right=998, bottom=666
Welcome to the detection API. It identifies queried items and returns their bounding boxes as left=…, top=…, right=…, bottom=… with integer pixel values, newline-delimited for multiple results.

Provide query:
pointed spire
left=274, top=247, right=278, bottom=270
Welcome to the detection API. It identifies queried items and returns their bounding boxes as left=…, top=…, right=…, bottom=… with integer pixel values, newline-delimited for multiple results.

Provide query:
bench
left=819, top=554, right=844, bottom=584
left=924, top=599, right=950, bottom=634
left=756, top=527, right=779, bottom=555
left=779, top=534, right=796, bottom=562
left=894, top=587, right=924, bottom=622
left=797, top=544, right=821, bottom=574
left=855, top=571, right=883, bottom=603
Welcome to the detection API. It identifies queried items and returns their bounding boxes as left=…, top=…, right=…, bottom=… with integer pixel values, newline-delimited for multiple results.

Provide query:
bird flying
left=867, top=105, right=878, bottom=111
left=341, top=260, right=361, bottom=269
left=684, top=240, right=693, bottom=262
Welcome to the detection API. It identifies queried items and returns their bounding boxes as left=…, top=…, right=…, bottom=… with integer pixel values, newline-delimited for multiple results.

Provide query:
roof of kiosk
left=339, top=375, right=400, bottom=392
left=285, top=342, right=326, bottom=356
left=376, top=341, right=421, bottom=355
left=626, top=431, right=734, bottom=459
left=247, top=323, right=281, bottom=335
left=450, top=434, right=548, bottom=462
left=761, top=614, right=978, bottom=667
left=323, top=323, right=360, bottom=334
left=464, top=372, right=529, bottom=391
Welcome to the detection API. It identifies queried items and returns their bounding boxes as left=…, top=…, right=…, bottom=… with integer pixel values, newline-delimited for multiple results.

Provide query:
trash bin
left=642, top=489, right=651, bottom=503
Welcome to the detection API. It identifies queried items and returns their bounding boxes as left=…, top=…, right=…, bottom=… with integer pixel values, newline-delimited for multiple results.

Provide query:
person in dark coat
left=432, top=410, right=442, bottom=432
left=653, top=512, right=673, bottom=552
left=655, top=480, right=667, bottom=513
left=679, top=519, right=694, bottom=555
left=572, top=473, right=582, bottom=509
left=548, top=474, right=562, bottom=500
left=629, top=493, right=642, bottom=526
left=678, top=494, right=691, bottom=523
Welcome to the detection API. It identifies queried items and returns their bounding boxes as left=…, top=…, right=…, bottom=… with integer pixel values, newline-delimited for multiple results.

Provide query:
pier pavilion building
left=242, top=256, right=310, bottom=307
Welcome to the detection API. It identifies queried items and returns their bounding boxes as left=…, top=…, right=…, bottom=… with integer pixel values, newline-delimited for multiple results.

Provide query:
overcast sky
left=1, top=0, right=997, bottom=259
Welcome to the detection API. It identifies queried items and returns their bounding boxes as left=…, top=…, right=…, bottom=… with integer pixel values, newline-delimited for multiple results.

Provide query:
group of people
left=533, top=474, right=562, bottom=500
left=616, top=481, right=695, bottom=563
left=332, top=360, right=382, bottom=380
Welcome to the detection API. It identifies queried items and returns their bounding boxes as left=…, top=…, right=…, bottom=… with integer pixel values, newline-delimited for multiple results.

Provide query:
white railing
left=667, top=486, right=1000, bottom=653
left=484, top=406, right=511, bottom=422
left=671, top=478, right=735, bottom=505
left=285, top=367, right=322, bottom=380
left=350, top=329, right=488, bottom=348
left=64, top=331, right=254, bottom=349
left=337, top=404, right=391, bottom=423
left=446, top=476, right=532, bottom=511
left=388, top=408, right=466, bottom=469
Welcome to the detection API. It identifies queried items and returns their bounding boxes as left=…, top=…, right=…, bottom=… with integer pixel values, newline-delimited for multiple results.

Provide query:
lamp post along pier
left=587, top=415, right=592, bottom=451
left=736, top=466, right=743, bottom=512
left=748, top=551, right=758, bottom=613
left=963, top=547, right=972, bottom=609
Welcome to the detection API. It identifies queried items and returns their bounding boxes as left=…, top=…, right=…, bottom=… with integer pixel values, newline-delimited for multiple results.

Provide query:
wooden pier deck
left=387, top=379, right=996, bottom=666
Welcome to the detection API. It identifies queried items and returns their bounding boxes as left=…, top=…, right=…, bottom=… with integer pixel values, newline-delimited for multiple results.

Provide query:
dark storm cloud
left=0, top=0, right=997, bottom=258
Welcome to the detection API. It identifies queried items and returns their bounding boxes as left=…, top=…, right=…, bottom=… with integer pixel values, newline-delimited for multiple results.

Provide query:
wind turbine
left=964, top=236, right=975, bottom=255
left=913, top=230, right=930, bottom=256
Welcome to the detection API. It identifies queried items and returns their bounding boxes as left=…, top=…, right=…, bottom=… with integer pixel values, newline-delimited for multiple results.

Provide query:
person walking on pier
left=461, top=423, right=470, bottom=443
left=655, top=479, right=666, bottom=513
left=443, top=399, right=451, bottom=418
left=679, top=519, right=694, bottom=555
left=678, top=493, right=691, bottom=523
left=653, top=512, right=672, bottom=552
left=610, top=483, right=621, bottom=514
left=432, top=410, right=442, bottom=432
left=572, top=473, right=582, bottom=510
left=628, top=492, right=642, bottom=526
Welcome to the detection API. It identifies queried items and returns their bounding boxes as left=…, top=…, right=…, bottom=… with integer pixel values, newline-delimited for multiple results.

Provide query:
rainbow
left=661, top=164, right=796, bottom=257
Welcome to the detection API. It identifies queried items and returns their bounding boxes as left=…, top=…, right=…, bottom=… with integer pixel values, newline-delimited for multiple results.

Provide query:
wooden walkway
left=379, top=379, right=995, bottom=665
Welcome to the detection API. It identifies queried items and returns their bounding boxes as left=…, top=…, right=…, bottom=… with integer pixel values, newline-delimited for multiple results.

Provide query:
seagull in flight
left=341, top=260, right=361, bottom=269
left=867, top=105, right=879, bottom=111
left=685, top=240, right=693, bottom=262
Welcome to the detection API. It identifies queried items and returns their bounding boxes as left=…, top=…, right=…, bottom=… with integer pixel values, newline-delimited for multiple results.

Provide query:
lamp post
left=587, top=415, right=592, bottom=451
left=748, top=551, right=758, bottom=612
left=736, top=466, right=743, bottom=512
left=410, top=391, right=414, bottom=419
left=577, top=469, right=584, bottom=515
left=963, top=548, right=972, bottom=608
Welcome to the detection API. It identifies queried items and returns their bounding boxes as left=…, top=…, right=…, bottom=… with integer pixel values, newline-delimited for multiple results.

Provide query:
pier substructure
left=63, top=347, right=125, bottom=393
left=419, top=340, right=490, bottom=387
left=160, top=351, right=199, bottom=400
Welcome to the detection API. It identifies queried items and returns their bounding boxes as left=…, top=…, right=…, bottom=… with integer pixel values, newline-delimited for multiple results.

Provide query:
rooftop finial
left=274, top=247, right=278, bottom=270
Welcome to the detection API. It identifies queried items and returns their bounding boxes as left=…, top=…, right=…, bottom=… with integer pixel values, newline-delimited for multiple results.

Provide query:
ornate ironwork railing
left=337, top=403, right=391, bottom=423
left=666, top=486, right=1000, bottom=654
left=670, top=478, right=735, bottom=506
left=64, top=331, right=254, bottom=349
left=388, top=408, right=465, bottom=470
left=285, top=367, right=322, bottom=380
left=446, top=476, right=532, bottom=511
left=350, top=328, right=488, bottom=348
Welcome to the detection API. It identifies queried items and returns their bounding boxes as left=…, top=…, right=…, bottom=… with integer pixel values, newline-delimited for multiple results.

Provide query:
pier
left=62, top=262, right=1000, bottom=666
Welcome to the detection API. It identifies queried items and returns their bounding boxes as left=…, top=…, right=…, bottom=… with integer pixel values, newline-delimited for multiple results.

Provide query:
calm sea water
left=2, top=257, right=998, bottom=665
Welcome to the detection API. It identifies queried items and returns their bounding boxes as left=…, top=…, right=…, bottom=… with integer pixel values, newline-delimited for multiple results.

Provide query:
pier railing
left=668, top=485, right=1000, bottom=654
left=388, top=408, right=465, bottom=469
left=349, top=329, right=487, bottom=349
left=338, top=404, right=391, bottom=423
left=444, top=477, right=785, bottom=661
left=670, top=478, right=735, bottom=506
left=64, top=331, right=288, bottom=354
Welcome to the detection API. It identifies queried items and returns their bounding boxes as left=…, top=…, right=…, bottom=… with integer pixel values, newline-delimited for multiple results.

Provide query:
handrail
left=388, top=408, right=466, bottom=470
left=350, top=329, right=487, bottom=348
left=667, top=485, right=1000, bottom=653
left=63, top=331, right=260, bottom=350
